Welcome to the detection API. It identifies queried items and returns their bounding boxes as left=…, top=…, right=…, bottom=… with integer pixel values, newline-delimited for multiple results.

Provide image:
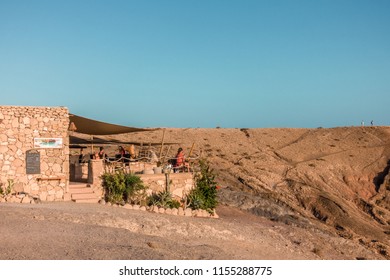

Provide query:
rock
left=184, top=208, right=192, bottom=216
left=39, top=192, right=48, bottom=201
left=13, top=183, right=24, bottom=193
left=170, top=208, right=178, bottom=215
left=178, top=207, right=184, bottom=216
left=146, top=242, right=159, bottom=249
left=133, top=204, right=140, bottom=210
left=200, top=210, right=208, bottom=217
left=123, top=203, right=132, bottom=209
left=192, top=209, right=200, bottom=217
left=165, top=208, right=172, bottom=215
left=152, top=205, right=159, bottom=213
left=21, top=196, right=30, bottom=204
left=159, top=207, right=165, bottom=214
left=140, top=206, right=147, bottom=211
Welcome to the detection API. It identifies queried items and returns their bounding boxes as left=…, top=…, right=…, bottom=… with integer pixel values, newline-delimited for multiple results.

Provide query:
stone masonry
left=0, top=106, right=69, bottom=201
left=139, top=172, right=194, bottom=199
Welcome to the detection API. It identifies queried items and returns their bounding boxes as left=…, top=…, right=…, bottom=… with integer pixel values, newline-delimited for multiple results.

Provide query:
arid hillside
left=110, top=126, right=390, bottom=259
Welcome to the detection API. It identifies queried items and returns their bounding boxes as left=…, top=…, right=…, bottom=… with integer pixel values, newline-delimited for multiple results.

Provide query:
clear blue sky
left=0, top=0, right=389, bottom=128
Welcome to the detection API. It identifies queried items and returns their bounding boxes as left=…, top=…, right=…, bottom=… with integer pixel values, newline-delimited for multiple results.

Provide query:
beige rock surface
left=105, top=126, right=390, bottom=259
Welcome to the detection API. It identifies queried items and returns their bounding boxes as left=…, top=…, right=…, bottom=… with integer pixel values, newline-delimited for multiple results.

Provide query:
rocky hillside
left=107, top=126, right=390, bottom=259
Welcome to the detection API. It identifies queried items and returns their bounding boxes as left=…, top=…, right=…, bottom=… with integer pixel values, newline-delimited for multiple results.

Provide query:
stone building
left=0, top=105, right=69, bottom=201
left=0, top=105, right=194, bottom=203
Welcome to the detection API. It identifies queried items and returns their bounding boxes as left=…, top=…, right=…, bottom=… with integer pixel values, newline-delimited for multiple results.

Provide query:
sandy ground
left=0, top=201, right=383, bottom=260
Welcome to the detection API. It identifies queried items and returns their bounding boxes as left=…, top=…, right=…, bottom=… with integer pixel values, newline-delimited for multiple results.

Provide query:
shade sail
left=69, top=134, right=177, bottom=146
left=69, top=114, right=152, bottom=135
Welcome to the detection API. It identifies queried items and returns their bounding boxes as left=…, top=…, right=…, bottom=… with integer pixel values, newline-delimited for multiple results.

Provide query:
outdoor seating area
left=69, top=143, right=198, bottom=185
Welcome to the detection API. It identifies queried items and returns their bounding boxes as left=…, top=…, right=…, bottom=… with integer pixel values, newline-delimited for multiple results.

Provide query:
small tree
left=187, top=159, right=218, bottom=211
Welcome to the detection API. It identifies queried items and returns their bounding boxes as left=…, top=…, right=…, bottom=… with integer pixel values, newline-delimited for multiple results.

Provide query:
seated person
left=78, top=148, right=88, bottom=163
left=98, top=147, right=107, bottom=160
left=128, top=144, right=137, bottom=159
left=174, top=148, right=190, bottom=172
left=118, top=146, right=126, bottom=158
left=118, top=145, right=131, bottom=165
left=93, top=151, right=100, bottom=159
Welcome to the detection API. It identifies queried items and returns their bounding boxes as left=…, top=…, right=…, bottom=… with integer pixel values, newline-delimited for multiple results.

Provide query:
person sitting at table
left=93, top=151, right=100, bottom=159
left=174, top=147, right=189, bottom=172
left=118, top=146, right=126, bottom=159
left=78, top=148, right=89, bottom=163
left=98, top=147, right=107, bottom=160
left=128, top=144, right=136, bottom=159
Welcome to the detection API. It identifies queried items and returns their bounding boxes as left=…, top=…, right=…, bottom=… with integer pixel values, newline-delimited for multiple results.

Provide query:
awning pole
left=159, top=128, right=166, bottom=159
left=91, top=135, right=94, bottom=154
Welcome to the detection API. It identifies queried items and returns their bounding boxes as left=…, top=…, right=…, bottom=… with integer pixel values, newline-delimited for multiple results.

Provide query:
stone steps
left=69, top=183, right=101, bottom=203
left=68, top=187, right=94, bottom=194
left=74, top=198, right=101, bottom=204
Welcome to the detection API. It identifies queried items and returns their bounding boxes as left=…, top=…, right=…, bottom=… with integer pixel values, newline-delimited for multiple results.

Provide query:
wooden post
left=159, top=128, right=166, bottom=159
left=90, top=135, right=94, bottom=154
left=164, top=145, right=172, bottom=164
left=188, top=142, right=195, bottom=157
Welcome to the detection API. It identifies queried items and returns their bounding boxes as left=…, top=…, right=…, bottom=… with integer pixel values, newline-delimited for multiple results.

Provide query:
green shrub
left=124, top=174, right=148, bottom=205
left=147, top=190, right=180, bottom=209
left=187, top=159, right=218, bottom=211
left=101, top=172, right=147, bottom=204
left=6, top=179, right=14, bottom=195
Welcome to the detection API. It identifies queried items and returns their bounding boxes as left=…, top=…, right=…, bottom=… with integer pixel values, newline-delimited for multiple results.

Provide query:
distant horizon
left=1, top=0, right=389, bottom=128
left=1, top=103, right=385, bottom=130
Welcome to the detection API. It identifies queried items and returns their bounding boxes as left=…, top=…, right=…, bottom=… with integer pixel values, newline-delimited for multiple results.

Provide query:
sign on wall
left=26, top=150, right=40, bottom=174
left=34, top=138, right=63, bottom=149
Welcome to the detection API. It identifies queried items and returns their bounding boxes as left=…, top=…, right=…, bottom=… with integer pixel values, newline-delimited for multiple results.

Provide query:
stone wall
left=0, top=106, right=69, bottom=201
left=139, top=172, right=194, bottom=199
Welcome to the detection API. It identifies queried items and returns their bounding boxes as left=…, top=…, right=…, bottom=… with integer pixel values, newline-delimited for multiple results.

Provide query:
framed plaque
left=26, top=150, right=40, bottom=174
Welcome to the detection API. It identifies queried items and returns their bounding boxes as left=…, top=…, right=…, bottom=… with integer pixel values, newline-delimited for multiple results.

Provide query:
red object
left=175, top=151, right=185, bottom=166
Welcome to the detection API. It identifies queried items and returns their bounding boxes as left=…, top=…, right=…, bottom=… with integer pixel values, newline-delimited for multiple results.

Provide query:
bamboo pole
left=159, top=128, right=166, bottom=159
left=188, top=142, right=195, bottom=157
left=164, top=145, right=172, bottom=163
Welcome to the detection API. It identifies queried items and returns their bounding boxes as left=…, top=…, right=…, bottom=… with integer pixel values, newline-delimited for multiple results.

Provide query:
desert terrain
left=1, top=126, right=389, bottom=260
